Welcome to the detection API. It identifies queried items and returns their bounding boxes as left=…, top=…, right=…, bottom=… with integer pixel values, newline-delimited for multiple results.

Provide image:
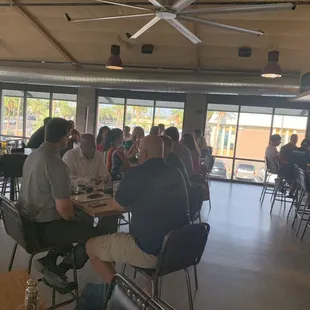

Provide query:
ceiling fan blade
left=65, top=12, right=154, bottom=23
left=130, top=16, right=161, bottom=39
left=166, top=19, right=201, bottom=44
left=148, top=0, right=165, bottom=9
left=95, top=0, right=151, bottom=11
left=171, top=0, right=196, bottom=12
left=179, top=16, right=264, bottom=36
left=179, top=3, right=295, bottom=15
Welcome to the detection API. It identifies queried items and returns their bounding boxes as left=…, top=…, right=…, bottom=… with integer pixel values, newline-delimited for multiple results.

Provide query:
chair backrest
left=204, top=155, right=215, bottom=173
left=0, top=154, right=27, bottom=177
left=155, top=223, right=210, bottom=277
left=0, top=196, right=39, bottom=253
left=188, top=183, right=205, bottom=221
left=298, top=168, right=309, bottom=192
left=103, top=274, right=165, bottom=310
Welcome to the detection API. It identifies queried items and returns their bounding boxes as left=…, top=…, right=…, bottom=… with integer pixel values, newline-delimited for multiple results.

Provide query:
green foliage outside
left=98, top=104, right=184, bottom=132
left=1, top=96, right=76, bottom=137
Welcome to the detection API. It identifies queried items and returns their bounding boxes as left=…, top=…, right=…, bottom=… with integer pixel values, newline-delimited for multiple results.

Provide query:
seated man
left=165, top=126, right=194, bottom=176
left=279, top=134, right=298, bottom=164
left=62, top=133, right=110, bottom=184
left=86, top=135, right=190, bottom=284
left=265, top=134, right=281, bottom=174
left=18, top=118, right=116, bottom=292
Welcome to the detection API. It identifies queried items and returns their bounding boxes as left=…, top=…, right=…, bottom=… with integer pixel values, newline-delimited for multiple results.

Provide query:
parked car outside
left=235, top=163, right=256, bottom=181
left=210, top=159, right=227, bottom=179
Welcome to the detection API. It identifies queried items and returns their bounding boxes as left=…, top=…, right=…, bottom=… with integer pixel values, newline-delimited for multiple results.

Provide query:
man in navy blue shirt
left=86, top=135, right=189, bottom=284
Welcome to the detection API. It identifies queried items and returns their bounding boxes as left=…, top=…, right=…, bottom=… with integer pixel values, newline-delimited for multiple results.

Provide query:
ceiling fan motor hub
left=156, top=11, right=176, bottom=20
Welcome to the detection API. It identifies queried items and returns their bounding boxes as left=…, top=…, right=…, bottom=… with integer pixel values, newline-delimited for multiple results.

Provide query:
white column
left=183, top=93, right=207, bottom=133
left=227, top=126, right=232, bottom=156
left=76, top=88, right=96, bottom=134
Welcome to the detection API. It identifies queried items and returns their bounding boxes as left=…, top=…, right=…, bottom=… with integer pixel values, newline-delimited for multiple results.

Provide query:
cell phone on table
left=87, top=193, right=104, bottom=199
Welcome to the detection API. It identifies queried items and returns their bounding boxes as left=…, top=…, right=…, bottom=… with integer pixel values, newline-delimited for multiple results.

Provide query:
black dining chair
left=259, top=157, right=277, bottom=203
left=131, top=223, right=210, bottom=310
left=0, top=196, right=79, bottom=309
left=292, top=168, right=310, bottom=240
left=103, top=274, right=166, bottom=310
left=0, top=154, right=27, bottom=201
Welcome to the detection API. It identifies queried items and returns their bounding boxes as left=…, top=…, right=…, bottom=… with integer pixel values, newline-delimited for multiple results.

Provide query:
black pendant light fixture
left=261, top=50, right=282, bottom=78
left=106, top=45, right=123, bottom=70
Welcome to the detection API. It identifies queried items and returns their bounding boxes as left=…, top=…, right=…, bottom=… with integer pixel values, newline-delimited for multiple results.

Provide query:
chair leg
left=151, top=279, right=158, bottom=300
left=72, top=247, right=79, bottom=307
left=28, top=254, right=35, bottom=275
left=8, top=242, right=18, bottom=271
left=296, top=205, right=307, bottom=237
left=158, top=277, right=162, bottom=299
left=184, top=268, right=194, bottom=310
left=208, top=198, right=211, bottom=210
left=193, top=265, right=198, bottom=290
left=292, top=190, right=304, bottom=228
left=52, top=288, right=56, bottom=306
left=301, top=214, right=310, bottom=241
left=270, top=186, right=278, bottom=214
left=121, top=263, right=127, bottom=275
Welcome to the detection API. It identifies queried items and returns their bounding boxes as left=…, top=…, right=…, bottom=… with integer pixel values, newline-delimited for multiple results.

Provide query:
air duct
left=0, top=66, right=300, bottom=96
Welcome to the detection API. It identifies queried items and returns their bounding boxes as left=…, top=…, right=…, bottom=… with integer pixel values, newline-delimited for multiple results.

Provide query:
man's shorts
left=89, top=232, right=157, bottom=269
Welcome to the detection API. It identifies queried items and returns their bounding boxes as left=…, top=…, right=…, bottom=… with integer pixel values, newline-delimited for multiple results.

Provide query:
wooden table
left=0, top=270, right=45, bottom=310
left=71, top=192, right=126, bottom=217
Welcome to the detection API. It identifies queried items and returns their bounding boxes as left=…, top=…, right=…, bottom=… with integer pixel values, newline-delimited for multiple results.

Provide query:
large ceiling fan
left=65, top=0, right=295, bottom=44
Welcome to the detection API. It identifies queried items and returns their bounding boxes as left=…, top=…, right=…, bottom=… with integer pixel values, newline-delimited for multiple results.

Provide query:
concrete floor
left=1, top=181, right=310, bottom=309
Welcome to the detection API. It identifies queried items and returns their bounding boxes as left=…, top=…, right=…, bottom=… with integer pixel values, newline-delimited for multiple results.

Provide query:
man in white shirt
left=63, top=134, right=110, bottom=184
left=265, top=134, right=281, bottom=174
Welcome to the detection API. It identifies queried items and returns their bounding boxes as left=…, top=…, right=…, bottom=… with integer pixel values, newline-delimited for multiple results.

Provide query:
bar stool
left=0, top=154, right=27, bottom=201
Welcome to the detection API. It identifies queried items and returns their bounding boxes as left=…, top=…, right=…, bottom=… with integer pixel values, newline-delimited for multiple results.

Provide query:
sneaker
left=42, top=275, right=75, bottom=295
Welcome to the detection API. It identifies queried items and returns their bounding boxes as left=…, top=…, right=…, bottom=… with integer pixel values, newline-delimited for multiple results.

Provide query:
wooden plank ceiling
left=0, top=0, right=309, bottom=73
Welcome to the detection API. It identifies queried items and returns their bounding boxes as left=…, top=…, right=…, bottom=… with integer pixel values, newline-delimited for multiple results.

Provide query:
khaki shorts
left=90, top=233, right=158, bottom=269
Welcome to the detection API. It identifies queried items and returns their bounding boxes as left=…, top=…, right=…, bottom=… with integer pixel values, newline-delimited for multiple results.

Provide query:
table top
left=0, top=269, right=46, bottom=310
left=71, top=192, right=126, bottom=217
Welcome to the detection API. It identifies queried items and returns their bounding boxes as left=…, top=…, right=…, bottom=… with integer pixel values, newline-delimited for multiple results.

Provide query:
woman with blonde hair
left=124, top=126, right=145, bottom=156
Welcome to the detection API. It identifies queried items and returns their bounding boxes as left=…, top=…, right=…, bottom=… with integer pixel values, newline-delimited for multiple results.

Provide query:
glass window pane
left=235, top=108, right=272, bottom=160
left=156, top=101, right=184, bottom=109
left=125, top=99, right=154, bottom=135
left=1, top=90, right=24, bottom=137
left=97, top=97, right=125, bottom=129
left=52, top=93, right=77, bottom=122
left=240, top=106, right=273, bottom=114
left=272, top=109, right=307, bottom=147
left=207, top=104, right=239, bottom=112
left=205, top=105, right=238, bottom=157
left=26, top=92, right=50, bottom=138
left=154, top=108, right=184, bottom=133
left=234, top=159, right=265, bottom=183
left=210, top=157, right=232, bottom=180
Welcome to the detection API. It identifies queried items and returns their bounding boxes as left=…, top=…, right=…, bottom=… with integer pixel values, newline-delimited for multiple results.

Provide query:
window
left=235, top=106, right=273, bottom=161
left=25, top=91, right=50, bottom=138
left=272, top=108, right=307, bottom=147
left=97, top=97, right=125, bottom=130
left=154, top=101, right=184, bottom=133
left=205, top=104, right=238, bottom=157
left=125, top=99, right=154, bottom=135
left=1, top=90, right=24, bottom=137
left=52, top=93, right=77, bottom=122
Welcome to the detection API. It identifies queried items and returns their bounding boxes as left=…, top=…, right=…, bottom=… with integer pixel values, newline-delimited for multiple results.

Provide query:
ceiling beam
left=10, top=0, right=79, bottom=66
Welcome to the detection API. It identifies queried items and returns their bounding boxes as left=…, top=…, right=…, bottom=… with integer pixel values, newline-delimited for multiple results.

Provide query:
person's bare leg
left=86, top=238, right=116, bottom=284
left=89, top=257, right=116, bottom=284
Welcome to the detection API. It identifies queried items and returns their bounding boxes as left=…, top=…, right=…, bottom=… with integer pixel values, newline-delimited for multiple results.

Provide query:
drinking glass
left=70, top=176, right=79, bottom=194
